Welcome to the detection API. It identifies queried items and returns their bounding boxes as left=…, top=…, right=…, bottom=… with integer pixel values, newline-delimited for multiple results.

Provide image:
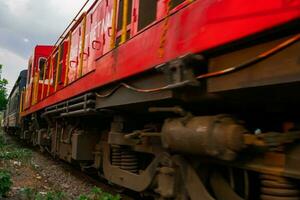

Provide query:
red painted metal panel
left=47, top=54, right=56, bottom=97
left=103, top=0, right=114, bottom=54
left=92, top=1, right=109, bottom=59
left=69, top=19, right=84, bottom=83
left=83, top=13, right=92, bottom=76
left=21, top=0, right=300, bottom=116
left=83, top=1, right=107, bottom=75
left=56, top=41, right=69, bottom=91
left=23, top=45, right=53, bottom=111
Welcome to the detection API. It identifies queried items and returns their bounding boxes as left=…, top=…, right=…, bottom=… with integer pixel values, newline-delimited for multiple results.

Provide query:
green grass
left=0, top=133, right=120, bottom=200
left=0, top=132, right=6, bottom=148
left=0, top=145, right=32, bottom=160
left=19, top=188, right=67, bottom=200
left=0, top=133, right=32, bottom=162
left=19, top=187, right=121, bottom=200
left=0, top=170, right=12, bottom=197
left=77, top=188, right=120, bottom=200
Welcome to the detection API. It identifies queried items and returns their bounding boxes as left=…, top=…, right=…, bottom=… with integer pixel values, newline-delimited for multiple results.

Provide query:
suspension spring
left=260, top=174, right=299, bottom=200
left=121, top=148, right=138, bottom=174
left=111, top=145, right=122, bottom=167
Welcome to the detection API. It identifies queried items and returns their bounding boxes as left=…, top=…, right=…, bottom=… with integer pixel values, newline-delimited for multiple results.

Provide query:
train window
left=53, top=53, right=58, bottom=86
left=170, top=0, right=185, bottom=10
left=38, top=57, right=47, bottom=80
left=27, top=59, right=32, bottom=84
left=138, top=0, right=157, bottom=31
left=57, top=45, right=64, bottom=84
left=116, top=0, right=133, bottom=45
left=117, top=0, right=133, bottom=32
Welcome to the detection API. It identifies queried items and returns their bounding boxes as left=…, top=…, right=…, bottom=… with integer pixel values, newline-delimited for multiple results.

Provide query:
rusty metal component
left=149, top=106, right=188, bottom=116
left=120, top=148, right=139, bottom=174
left=111, top=144, right=122, bottom=167
left=244, top=131, right=300, bottom=149
left=260, top=174, right=299, bottom=200
left=93, top=143, right=102, bottom=169
left=158, top=54, right=203, bottom=86
left=229, top=145, right=300, bottom=180
left=109, top=131, right=138, bottom=146
left=37, top=128, right=48, bottom=146
left=71, top=129, right=101, bottom=161
left=103, top=142, right=171, bottom=192
left=173, top=155, right=215, bottom=200
left=210, top=171, right=244, bottom=200
left=124, top=130, right=161, bottom=139
left=111, top=144, right=139, bottom=173
left=155, top=167, right=177, bottom=199
left=162, top=115, right=248, bottom=160
left=42, top=92, right=96, bottom=118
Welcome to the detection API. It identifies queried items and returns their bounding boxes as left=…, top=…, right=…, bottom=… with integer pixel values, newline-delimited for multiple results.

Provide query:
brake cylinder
left=161, top=115, right=248, bottom=160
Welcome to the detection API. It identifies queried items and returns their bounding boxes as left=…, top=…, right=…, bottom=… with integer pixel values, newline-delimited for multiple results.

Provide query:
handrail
left=64, top=33, right=72, bottom=86
left=78, top=14, right=87, bottom=78
left=43, top=0, right=96, bottom=81
left=41, top=61, right=47, bottom=99
left=52, top=0, right=92, bottom=51
left=110, top=0, right=118, bottom=49
left=54, top=46, right=62, bottom=92
left=34, top=0, right=97, bottom=99
left=47, top=58, right=54, bottom=96
left=120, top=0, right=129, bottom=44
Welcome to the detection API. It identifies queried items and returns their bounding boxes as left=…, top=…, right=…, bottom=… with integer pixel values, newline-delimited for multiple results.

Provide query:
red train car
left=11, top=0, right=300, bottom=199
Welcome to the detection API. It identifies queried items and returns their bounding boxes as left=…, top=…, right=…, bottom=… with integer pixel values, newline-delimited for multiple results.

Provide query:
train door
left=102, top=0, right=114, bottom=54
left=24, top=58, right=33, bottom=110
left=31, top=51, right=45, bottom=105
left=41, top=60, right=50, bottom=99
left=88, top=1, right=107, bottom=67
left=53, top=42, right=68, bottom=91
left=52, top=51, right=59, bottom=93
left=68, top=16, right=86, bottom=83
left=46, top=55, right=55, bottom=96
left=37, top=57, right=47, bottom=102
left=82, top=12, right=92, bottom=76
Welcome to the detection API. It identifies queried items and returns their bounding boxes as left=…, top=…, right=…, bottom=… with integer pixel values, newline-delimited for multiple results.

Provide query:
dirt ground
left=0, top=133, right=123, bottom=200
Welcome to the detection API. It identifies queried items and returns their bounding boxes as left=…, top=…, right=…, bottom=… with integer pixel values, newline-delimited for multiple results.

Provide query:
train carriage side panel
left=4, top=70, right=27, bottom=131
left=21, top=0, right=300, bottom=117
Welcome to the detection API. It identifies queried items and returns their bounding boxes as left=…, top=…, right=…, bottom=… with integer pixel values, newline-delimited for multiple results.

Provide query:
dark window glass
left=117, top=0, right=133, bottom=32
left=138, top=0, right=157, bottom=31
left=27, top=60, right=32, bottom=84
left=53, top=54, right=58, bottom=86
left=170, top=0, right=185, bottom=10
left=60, top=45, right=64, bottom=61
left=58, top=63, right=63, bottom=84
left=58, top=45, right=64, bottom=84
left=39, top=58, right=47, bottom=80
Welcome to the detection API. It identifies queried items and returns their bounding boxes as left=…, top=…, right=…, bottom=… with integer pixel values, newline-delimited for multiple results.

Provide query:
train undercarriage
left=12, top=26, right=300, bottom=199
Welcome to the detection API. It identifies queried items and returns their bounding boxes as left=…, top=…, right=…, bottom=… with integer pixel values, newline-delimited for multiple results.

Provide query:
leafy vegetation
left=0, top=134, right=119, bottom=200
left=0, top=132, right=6, bottom=148
left=19, top=188, right=67, bottom=200
left=0, top=146, right=32, bottom=161
left=0, top=133, right=32, bottom=162
left=19, top=187, right=121, bottom=200
left=77, top=187, right=120, bottom=200
left=0, top=64, right=8, bottom=110
left=0, top=170, right=12, bottom=197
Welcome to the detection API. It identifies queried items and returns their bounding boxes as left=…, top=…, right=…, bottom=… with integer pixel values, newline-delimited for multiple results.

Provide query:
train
left=2, top=70, right=27, bottom=133
left=3, top=0, right=300, bottom=199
